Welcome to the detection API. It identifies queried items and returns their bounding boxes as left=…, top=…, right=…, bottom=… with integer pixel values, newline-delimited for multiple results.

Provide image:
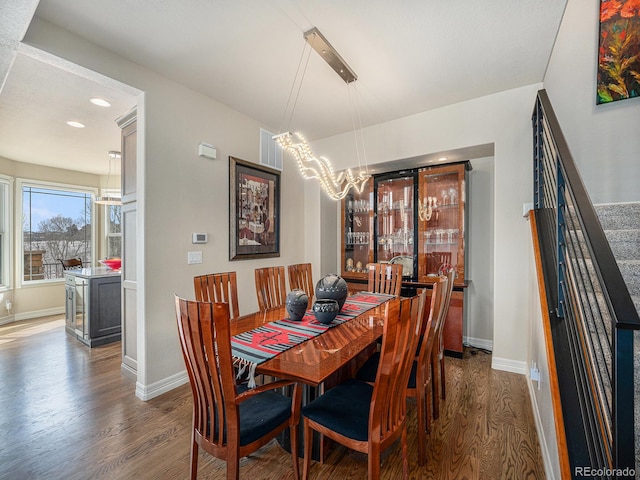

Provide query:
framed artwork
left=229, top=156, right=280, bottom=260
left=597, top=0, right=640, bottom=104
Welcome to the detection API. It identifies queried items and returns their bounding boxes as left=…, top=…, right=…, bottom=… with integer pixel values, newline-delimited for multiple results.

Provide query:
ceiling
left=0, top=0, right=567, bottom=175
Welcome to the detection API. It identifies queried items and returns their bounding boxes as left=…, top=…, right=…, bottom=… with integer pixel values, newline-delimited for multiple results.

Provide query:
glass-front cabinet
left=417, top=163, right=467, bottom=286
left=340, top=161, right=469, bottom=286
left=341, top=183, right=373, bottom=286
left=340, top=161, right=470, bottom=355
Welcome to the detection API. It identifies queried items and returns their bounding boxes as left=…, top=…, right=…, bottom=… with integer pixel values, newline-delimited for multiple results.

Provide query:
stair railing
left=532, top=89, right=639, bottom=476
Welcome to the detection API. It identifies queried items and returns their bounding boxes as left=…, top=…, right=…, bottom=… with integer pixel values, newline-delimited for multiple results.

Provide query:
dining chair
left=367, top=263, right=403, bottom=296
left=254, top=266, right=287, bottom=311
left=287, top=263, right=315, bottom=307
left=59, top=257, right=83, bottom=270
left=433, top=267, right=456, bottom=419
left=193, top=272, right=240, bottom=320
left=355, top=285, right=443, bottom=465
left=175, top=296, right=302, bottom=480
left=301, top=295, right=418, bottom=480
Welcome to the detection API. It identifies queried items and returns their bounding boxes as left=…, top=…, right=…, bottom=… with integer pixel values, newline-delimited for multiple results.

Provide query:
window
left=0, top=177, right=11, bottom=288
left=21, top=181, right=94, bottom=282
left=106, top=204, right=122, bottom=258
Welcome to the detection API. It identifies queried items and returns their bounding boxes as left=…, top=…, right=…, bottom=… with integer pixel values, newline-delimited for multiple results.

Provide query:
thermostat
left=192, top=233, right=208, bottom=244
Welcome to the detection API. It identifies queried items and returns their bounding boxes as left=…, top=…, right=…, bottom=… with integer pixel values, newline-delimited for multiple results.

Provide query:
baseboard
left=135, top=370, right=189, bottom=401
left=121, top=361, right=137, bottom=382
left=14, top=307, right=65, bottom=322
left=463, top=336, right=493, bottom=351
left=527, top=376, right=557, bottom=480
left=491, top=356, right=527, bottom=375
left=0, top=315, right=16, bottom=326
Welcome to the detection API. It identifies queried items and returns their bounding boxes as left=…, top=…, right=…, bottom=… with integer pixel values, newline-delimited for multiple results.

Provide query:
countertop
left=64, top=267, right=121, bottom=279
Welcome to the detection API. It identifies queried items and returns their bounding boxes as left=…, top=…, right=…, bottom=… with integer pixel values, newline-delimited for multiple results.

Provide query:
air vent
left=259, top=128, right=283, bottom=171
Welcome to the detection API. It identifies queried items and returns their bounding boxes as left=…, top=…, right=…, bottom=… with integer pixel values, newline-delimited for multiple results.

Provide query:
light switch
left=187, top=251, right=203, bottom=264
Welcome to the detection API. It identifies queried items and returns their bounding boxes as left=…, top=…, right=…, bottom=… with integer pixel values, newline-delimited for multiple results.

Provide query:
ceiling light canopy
left=274, top=27, right=369, bottom=201
left=66, top=121, right=85, bottom=128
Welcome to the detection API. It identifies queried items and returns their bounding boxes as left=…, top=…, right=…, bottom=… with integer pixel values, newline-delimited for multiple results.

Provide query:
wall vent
left=259, top=128, right=283, bottom=171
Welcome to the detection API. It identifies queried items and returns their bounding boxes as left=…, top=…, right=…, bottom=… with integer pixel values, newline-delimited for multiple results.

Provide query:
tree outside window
left=22, top=185, right=93, bottom=281
left=106, top=204, right=122, bottom=259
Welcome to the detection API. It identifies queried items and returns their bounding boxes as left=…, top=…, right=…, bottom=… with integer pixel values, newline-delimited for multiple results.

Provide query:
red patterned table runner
left=232, top=292, right=394, bottom=387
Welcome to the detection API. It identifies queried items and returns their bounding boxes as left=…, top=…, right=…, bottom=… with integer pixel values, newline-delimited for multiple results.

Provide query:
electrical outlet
left=5, top=300, right=12, bottom=311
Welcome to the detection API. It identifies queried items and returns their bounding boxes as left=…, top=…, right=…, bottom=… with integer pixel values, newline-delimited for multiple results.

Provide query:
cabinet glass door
left=375, top=175, right=415, bottom=278
left=341, top=186, right=373, bottom=279
left=417, top=163, right=466, bottom=284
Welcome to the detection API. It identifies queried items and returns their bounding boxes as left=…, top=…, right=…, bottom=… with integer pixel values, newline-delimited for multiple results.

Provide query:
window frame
left=0, top=175, right=12, bottom=290
left=103, top=195, right=122, bottom=259
left=17, top=178, right=97, bottom=286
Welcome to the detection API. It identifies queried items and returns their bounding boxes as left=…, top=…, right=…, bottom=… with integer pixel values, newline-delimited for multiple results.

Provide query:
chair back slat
left=287, top=263, right=314, bottom=307
left=367, top=263, right=403, bottom=296
left=193, top=272, right=240, bottom=320
left=417, top=277, right=447, bottom=370
left=255, top=266, right=287, bottom=311
left=371, top=294, right=418, bottom=441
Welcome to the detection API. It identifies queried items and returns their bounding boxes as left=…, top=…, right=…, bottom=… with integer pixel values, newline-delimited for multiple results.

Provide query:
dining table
left=229, top=297, right=390, bottom=387
left=229, top=293, right=393, bottom=461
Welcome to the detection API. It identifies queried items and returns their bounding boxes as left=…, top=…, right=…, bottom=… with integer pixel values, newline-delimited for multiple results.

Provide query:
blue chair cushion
left=356, top=352, right=418, bottom=389
left=301, top=378, right=373, bottom=442
left=233, top=384, right=292, bottom=446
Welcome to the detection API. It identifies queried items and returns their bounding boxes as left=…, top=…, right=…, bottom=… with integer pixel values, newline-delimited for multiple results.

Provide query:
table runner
left=232, top=292, right=394, bottom=387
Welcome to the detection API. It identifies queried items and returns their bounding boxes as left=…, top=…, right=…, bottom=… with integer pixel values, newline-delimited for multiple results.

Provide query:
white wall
left=544, top=0, right=640, bottom=204
left=25, top=19, right=309, bottom=393
left=313, top=84, right=541, bottom=372
left=466, top=156, right=495, bottom=348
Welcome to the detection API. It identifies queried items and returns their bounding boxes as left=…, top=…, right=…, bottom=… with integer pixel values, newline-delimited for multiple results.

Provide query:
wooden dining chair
left=193, top=272, right=240, bottom=320
left=433, top=268, right=456, bottom=419
left=355, top=285, right=443, bottom=465
left=175, top=296, right=302, bottom=480
left=254, top=266, right=287, bottom=311
left=301, top=295, right=418, bottom=480
left=287, top=263, right=314, bottom=307
left=367, top=263, right=403, bottom=296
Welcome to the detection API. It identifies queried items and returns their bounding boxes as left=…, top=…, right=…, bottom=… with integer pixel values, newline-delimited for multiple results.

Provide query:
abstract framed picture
left=229, top=156, right=280, bottom=260
left=597, top=0, right=640, bottom=104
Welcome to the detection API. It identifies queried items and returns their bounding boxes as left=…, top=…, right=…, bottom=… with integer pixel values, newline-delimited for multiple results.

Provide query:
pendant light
left=95, top=150, right=122, bottom=205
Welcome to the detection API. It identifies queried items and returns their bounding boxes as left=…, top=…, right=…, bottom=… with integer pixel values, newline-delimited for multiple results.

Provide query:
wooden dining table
left=229, top=301, right=389, bottom=387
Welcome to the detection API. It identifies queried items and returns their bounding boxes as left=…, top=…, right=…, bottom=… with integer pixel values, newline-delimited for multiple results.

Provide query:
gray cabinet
left=64, top=268, right=121, bottom=347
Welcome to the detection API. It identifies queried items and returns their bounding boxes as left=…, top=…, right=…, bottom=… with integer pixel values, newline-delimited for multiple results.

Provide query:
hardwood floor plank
left=0, top=318, right=545, bottom=479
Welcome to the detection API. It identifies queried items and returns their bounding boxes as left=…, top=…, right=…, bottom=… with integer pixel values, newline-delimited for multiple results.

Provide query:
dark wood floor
left=0, top=316, right=545, bottom=479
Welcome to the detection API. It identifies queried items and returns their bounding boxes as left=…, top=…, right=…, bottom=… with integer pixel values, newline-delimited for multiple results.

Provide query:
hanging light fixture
left=274, top=27, right=370, bottom=201
left=95, top=150, right=122, bottom=205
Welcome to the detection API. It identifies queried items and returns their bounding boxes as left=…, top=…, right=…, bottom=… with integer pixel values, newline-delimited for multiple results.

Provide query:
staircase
left=595, top=201, right=640, bottom=474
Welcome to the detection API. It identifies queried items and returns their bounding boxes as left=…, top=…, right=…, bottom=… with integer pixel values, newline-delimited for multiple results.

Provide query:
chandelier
left=274, top=28, right=370, bottom=201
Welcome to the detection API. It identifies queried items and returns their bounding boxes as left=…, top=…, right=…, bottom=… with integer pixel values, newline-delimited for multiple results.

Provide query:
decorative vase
left=286, top=289, right=308, bottom=321
left=315, top=274, right=348, bottom=311
left=312, top=299, right=340, bottom=325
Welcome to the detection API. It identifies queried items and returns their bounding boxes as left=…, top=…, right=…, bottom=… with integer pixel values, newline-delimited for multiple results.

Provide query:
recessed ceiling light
left=90, top=98, right=111, bottom=107
left=66, top=121, right=85, bottom=128
left=437, top=156, right=448, bottom=162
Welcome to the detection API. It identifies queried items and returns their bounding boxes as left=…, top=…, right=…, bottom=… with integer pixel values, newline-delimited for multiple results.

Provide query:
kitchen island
left=64, top=267, right=121, bottom=347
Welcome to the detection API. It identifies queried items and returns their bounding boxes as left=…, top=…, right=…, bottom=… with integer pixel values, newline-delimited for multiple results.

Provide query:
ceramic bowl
left=312, top=299, right=340, bottom=325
